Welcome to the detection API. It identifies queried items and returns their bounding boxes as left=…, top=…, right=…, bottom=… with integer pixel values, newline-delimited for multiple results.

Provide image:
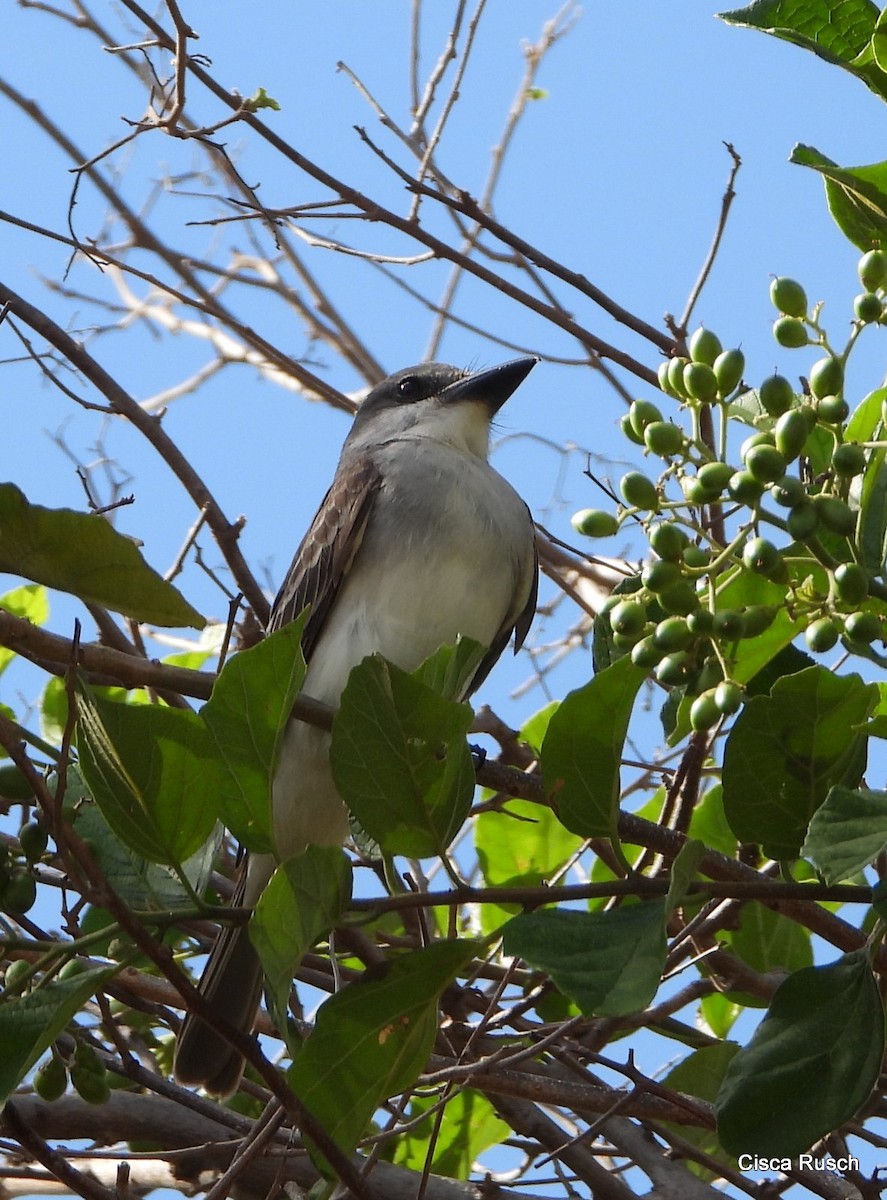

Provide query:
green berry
left=854, top=292, right=883, bottom=323
left=814, top=495, right=856, bottom=537
left=693, top=656, right=725, bottom=694
left=832, top=442, right=866, bottom=478
left=4, top=959, right=31, bottom=992
left=834, top=563, right=869, bottom=606
left=620, top=412, right=645, bottom=446
left=687, top=609, right=715, bottom=637
left=572, top=509, right=619, bottom=538
left=641, top=559, right=681, bottom=594
left=620, top=472, right=659, bottom=511
left=740, top=431, right=776, bottom=459
left=770, top=475, right=807, bottom=508
left=844, top=611, right=882, bottom=644
left=713, top=609, right=745, bottom=640
left=644, top=421, right=685, bottom=457
left=683, top=477, right=719, bottom=505
left=742, top=537, right=782, bottom=576
left=741, top=606, right=778, bottom=637
left=649, top=522, right=688, bottom=561
left=689, top=327, right=723, bottom=366
left=787, top=502, right=819, bottom=539
left=631, top=636, right=665, bottom=669
left=773, top=316, right=808, bottom=348
left=714, top=681, right=744, bottom=715
left=652, top=617, right=694, bottom=652
left=727, top=470, right=765, bottom=505
left=655, top=651, right=692, bottom=686
left=770, top=276, right=808, bottom=318
left=3, top=873, right=36, bottom=915
left=629, top=398, right=664, bottom=436
left=683, top=362, right=719, bottom=402
left=774, top=408, right=812, bottom=462
left=759, top=374, right=794, bottom=417
left=610, top=600, right=649, bottom=638
left=858, top=249, right=887, bottom=292
left=817, top=395, right=850, bottom=425
left=19, top=821, right=48, bottom=863
left=658, top=582, right=700, bottom=615
left=697, top=461, right=735, bottom=493
left=744, top=444, right=787, bottom=484
left=690, top=691, right=721, bottom=731
left=58, top=959, right=88, bottom=981
left=71, top=1063, right=111, bottom=1106
left=682, top=545, right=709, bottom=569
left=806, top=617, right=839, bottom=654
left=809, top=357, right=844, bottom=400
left=34, top=1055, right=68, bottom=1102
left=658, top=360, right=677, bottom=396
left=667, top=357, right=691, bottom=398
left=713, top=349, right=745, bottom=396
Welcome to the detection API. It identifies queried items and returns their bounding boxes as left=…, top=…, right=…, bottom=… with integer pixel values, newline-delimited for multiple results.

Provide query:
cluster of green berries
left=31, top=1028, right=111, bottom=1105
left=0, top=820, right=48, bottom=917
left=571, top=254, right=887, bottom=728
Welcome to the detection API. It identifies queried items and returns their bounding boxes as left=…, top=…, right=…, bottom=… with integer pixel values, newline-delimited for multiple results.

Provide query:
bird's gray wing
left=467, top=520, right=538, bottom=697
left=267, top=453, right=383, bottom=662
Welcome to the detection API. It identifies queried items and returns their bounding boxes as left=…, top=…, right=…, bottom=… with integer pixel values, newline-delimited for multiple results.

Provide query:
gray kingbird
left=174, top=356, right=539, bottom=1095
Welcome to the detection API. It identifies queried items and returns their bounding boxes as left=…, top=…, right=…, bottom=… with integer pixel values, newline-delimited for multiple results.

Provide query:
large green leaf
left=803, top=785, right=887, bottom=882
left=76, top=679, right=220, bottom=866
left=716, top=949, right=884, bottom=1155
left=661, top=1043, right=740, bottom=1173
left=541, top=656, right=646, bottom=842
left=790, top=144, right=887, bottom=248
left=330, top=654, right=475, bottom=859
left=200, top=615, right=309, bottom=854
left=0, top=483, right=204, bottom=628
left=718, top=0, right=887, bottom=98
left=502, top=903, right=667, bottom=1016
left=722, top=667, right=878, bottom=858
left=250, top=847, right=352, bottom=1031
left=290, top=939, right=477, bottom=1175
left=0, top=965, right=118, bottom=1105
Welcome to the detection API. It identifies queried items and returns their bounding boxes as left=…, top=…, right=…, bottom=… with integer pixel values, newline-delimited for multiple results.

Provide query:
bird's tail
left=174, top=858, right=270, bottom=1097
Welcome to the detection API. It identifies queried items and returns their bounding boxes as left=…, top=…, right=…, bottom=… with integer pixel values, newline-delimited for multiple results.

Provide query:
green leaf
left=502, top=903, right=667, bottom=1016
left=713, top=568, right=806, bottom=684
left=410, top=636, right=486, bottom=702
left=0, top=584, right=49, bottom=676
left=661, top=1043, right=740, bottom=1174
left=803, top=785, right=887, bottom=883
left=723, top=902, right=813, bottom=1007
left=717, top=1, right=887, bottom=99
left=250, top=847, right=352, bottom=1031
left=475, top=798, right=583, bottom=932
left=71, top=796, right=213, bottom=911
left=520, top=700, right=559, bottom=756
left=716, top=949, right=884, bottom=1156
left=201, top=616, right=309, bottom=855
left=0, top=483, right=204, bottom=628
left=391, top=1088, right=510, bottom=1177
left=76, top=679, right=220, bottom=866
left=790, top=144, right=887, bottom=249
left=330, top=655, right=475, bottom=859
left=541, top=656, right=646, bottom=842
left=290, top=939, right=477, bottom=1175
left=722, top=667, right=878, bottom=858
left=688, top=785, right=738, bottom=858
left=0, top=965, right=118, bottom=1105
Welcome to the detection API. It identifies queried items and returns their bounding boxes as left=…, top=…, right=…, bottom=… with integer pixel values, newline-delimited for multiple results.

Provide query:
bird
left=173, top=356, right=539, bottom=1096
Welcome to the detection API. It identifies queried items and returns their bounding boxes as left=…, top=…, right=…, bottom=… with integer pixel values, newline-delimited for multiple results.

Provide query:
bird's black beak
left=440, top=356, right=538, bottom=414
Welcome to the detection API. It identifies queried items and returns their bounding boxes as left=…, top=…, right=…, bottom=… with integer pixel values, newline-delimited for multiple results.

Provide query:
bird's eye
left=397, top=375, right=421, bottom=400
